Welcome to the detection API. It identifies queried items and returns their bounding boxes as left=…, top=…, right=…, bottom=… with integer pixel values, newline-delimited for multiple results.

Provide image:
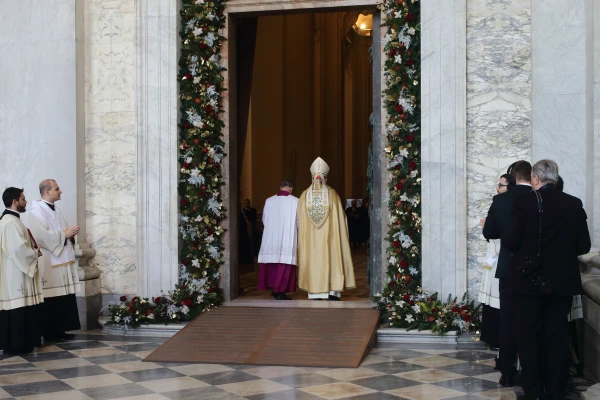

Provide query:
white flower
left=393, top=230, right=414, bottom=249
left=412, top=304, right=421, bottom=314
left=114, top=316, right=121, bottom=323
left=409, top=266, right=419, bottom=276
left=394, top=10, right=402, bottom=19
left=394, top=54, right=402, bottom=64
left=408, top=27, right=416, bottom=35
left=395, top=300, right=406, bottom=307
left=186, top=111, right=203, bottom=127
left=205, top=32, right=217, bottom=47
left=195, top=0, right=204, bottom=3
left=188, top=168, right=205, bottom=186
left=208, top=245, right=220, bottom=259
left=193, top=27, right=202, bottom=37
left=410, top=170, right=419, bottom=178
left=181, top=305, right=190, bottom=315
left=399, top=148, right=409, bottom=157
left=193, top=77, right=201, bottom=84
left=397, top=96, right=414, bottom=115
left=205, top=235, right=214, bottom=243
left=192, top=259, right=200, bottom=268
left=389, top=256, right=397, bottom=265
left=197, top=295, right=204, bottom=303
left=147, top=313, right=155, bottom=320
left=405, top=314, right=415, bottom=323
left=208, top=198, right=221, bottom=216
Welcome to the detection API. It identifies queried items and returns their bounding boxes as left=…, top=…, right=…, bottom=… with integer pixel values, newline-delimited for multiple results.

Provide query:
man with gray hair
left=503, top=160, right=591, bottom=400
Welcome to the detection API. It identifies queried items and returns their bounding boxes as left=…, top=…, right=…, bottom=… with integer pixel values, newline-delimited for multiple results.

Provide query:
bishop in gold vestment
left=297, top=157, right=355, bottom=300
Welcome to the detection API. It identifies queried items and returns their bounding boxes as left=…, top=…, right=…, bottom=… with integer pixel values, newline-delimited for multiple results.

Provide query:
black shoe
left=328, top=295, right=341, bottom=301
left=2, top=348, right=33, bottom=356
left=274, top=293, right=292, bottom=300
left=499, top=374, right=514, bottom=387
left=61, top=333, right=76, bottom=340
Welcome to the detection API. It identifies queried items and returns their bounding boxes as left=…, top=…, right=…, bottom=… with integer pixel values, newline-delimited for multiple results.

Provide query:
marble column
left=134, top=0, right=180, bottom=298
left=421, top=0, right=468, bottom=299
left=466, top=0, right=532, bottom=298
left=593, top=0, right=600, bottom=246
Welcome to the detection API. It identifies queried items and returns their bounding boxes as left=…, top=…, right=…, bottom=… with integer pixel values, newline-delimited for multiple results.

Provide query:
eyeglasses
left=497, top=183, right=508, bottom=188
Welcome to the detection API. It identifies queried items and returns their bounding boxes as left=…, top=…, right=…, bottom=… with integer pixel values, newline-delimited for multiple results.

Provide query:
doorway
left=227, top=8, right=381, bottom=301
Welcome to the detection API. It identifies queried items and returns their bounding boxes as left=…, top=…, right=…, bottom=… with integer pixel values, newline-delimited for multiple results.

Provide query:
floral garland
left=374, top=0, right=480, bottom=335
left=108, top=0, right=227, bottom=328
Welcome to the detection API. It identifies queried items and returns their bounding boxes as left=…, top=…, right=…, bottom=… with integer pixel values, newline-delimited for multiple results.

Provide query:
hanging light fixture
left=353, top=13, right=372, bottom=37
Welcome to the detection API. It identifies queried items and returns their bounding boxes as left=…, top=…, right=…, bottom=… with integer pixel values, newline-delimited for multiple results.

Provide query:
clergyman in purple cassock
left=257, top=180, right=298, bottom=300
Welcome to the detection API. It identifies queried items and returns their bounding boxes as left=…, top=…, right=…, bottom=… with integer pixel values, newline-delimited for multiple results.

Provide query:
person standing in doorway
left=243, top=199, right=258, bottom=257
left=297, top=157, right=356, bottom=301
left=257, top=180, right=298, bottom=300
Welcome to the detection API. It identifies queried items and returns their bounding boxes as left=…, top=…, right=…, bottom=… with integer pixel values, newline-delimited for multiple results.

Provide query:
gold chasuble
left=297, top=157, right=356, bottom=295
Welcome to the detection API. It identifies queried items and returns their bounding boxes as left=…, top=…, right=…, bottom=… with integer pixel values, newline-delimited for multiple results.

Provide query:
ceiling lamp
left=353, top=14, right=372, bottom=37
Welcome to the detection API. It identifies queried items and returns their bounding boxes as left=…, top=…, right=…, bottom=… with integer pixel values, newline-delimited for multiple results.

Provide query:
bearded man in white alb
left=25, top=180, right=81, bottom=341
left=0, top=187, right=44, bottom=355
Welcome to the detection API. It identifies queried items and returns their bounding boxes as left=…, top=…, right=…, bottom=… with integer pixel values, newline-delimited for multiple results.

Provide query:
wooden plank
left=144, top=307, right=380, bottom=368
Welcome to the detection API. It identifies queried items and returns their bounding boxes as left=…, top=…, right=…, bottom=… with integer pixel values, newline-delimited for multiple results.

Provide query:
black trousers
left=498, top=279, right=518, bottom=376
left=515, top=293, right=572, bottom=399
left=481, top=305, right=500, bottom=349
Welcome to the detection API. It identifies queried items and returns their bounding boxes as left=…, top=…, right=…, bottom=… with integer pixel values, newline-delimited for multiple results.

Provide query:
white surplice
left=258, top=194, right=299, bottom=266
left=477, top=239, right=500, bottom=309
left=0, top=212, right=44, bottom=310
left=25, top=200, right=80, bottom=298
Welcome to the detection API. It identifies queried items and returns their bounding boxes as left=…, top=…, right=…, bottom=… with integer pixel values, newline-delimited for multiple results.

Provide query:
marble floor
left=0, top=333, right=526, bottom=400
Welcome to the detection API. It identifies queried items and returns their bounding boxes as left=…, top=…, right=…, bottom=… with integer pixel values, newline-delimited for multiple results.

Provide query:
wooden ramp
left=144, top=307, right=380, bottom=368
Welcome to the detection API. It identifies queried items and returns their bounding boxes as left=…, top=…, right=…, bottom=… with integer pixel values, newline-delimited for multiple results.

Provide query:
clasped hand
left=64, top=226, right=80, bottom=238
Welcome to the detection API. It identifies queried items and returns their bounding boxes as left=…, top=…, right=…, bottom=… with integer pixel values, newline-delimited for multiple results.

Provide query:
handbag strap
left=534, top=190, right=543, bottom=259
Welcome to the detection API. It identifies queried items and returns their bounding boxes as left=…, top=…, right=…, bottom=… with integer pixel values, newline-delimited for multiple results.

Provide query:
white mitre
left=310, top=157, right=330, bottom=180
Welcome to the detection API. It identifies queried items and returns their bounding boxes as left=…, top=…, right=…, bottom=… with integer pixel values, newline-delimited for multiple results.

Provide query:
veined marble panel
left=466, top=0, right=532, bottom=298
left=85, top=111, right=137, bottom=294
left=85, top=0, right=137, bottom=294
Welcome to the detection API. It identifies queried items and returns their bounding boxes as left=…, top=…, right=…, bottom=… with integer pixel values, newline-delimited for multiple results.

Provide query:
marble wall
left=531, top=0, right=588, bottom=209
left=84, top=0, right=137, bottom=295
left=0, top=0, right=80, bottom=226
left=466, top=0, right=532, bottom=298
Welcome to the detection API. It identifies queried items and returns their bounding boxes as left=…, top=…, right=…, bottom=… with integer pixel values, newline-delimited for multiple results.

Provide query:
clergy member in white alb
left=257, top=180, right=299, bottom=300
left=0, top=187, right=44, bottom=355
left=26, top=180, right=81, bottom=341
